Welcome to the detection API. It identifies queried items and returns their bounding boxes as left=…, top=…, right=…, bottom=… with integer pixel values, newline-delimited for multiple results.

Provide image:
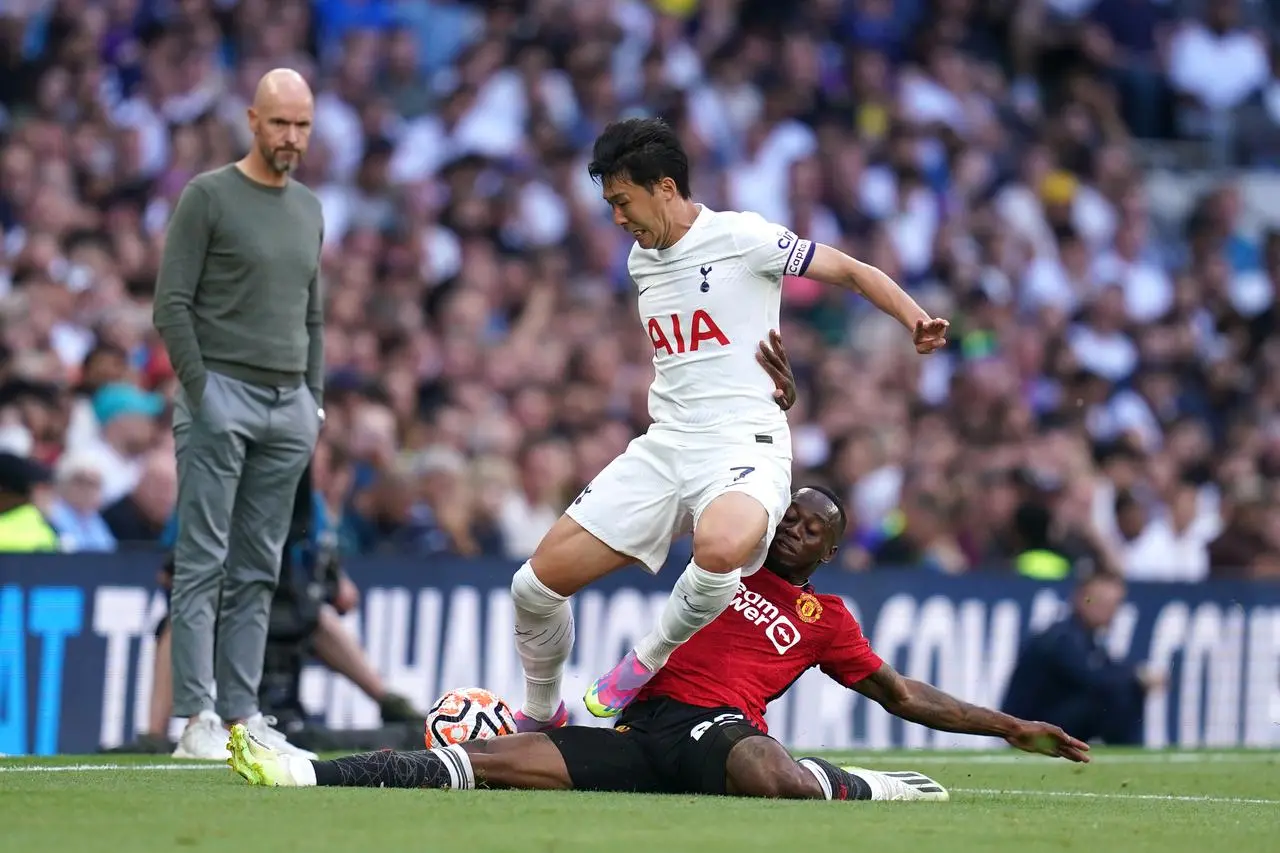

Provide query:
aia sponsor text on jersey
left=647, top=309, right=730, bottom=357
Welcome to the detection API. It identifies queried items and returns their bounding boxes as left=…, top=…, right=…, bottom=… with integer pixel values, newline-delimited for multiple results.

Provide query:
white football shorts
left=565, top=426, right=793, bottom=574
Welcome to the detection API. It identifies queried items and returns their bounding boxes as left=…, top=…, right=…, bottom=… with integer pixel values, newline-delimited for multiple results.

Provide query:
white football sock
left=635, top=561, right=741, bottom=670
left=289, top=755, right=318, bottom=786
left=512, top=561, right=574, bottom=720
left=799, top=759, right=834, bottom=800
left=431, top=744, right=475, bottom=790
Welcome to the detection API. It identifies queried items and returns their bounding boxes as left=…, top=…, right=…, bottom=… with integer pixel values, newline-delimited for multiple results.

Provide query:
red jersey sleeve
left=817, top=600, right=885, bottom=688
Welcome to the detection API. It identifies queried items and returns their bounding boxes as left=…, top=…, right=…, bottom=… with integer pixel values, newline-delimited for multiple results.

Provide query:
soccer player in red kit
left=228, top=488, right=1089, bottom=800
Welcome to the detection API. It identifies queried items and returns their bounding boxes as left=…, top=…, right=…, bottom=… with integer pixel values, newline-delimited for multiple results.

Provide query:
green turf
left=1, top=750, right=1276, bottom=853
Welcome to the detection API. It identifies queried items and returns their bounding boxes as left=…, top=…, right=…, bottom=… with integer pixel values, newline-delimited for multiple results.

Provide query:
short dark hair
left=1014, top=502, right=1053, bottom=548
left=801, top=485, right=848, bottom=538
left=588, top=118, right=690, bottom=198
left=1077, top=567, right=1125, bottom=591
left=1114, top=488, right=1140, bottom=515
left=83, top=341, right=128, bottom=366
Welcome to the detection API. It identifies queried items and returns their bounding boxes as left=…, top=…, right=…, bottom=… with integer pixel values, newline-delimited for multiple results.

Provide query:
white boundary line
left=956, top=788, right=1280, bottom=806
left=0, top=763, right=218, bottom=773
left=830, top=752, right=1278, bottom=766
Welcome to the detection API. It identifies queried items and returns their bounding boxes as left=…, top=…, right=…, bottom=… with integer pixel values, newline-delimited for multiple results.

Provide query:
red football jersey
left=637, top=568, right=884, bottom=732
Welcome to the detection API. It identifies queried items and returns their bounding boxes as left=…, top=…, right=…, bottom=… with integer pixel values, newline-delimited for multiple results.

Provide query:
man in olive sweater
left=153, top=68, right=324, bottom=761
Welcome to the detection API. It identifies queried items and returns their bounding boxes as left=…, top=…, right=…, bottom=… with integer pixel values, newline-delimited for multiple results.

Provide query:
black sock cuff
left=799, top=756, right=872, bottom=801
left=312, top=759, right=342, bottom=787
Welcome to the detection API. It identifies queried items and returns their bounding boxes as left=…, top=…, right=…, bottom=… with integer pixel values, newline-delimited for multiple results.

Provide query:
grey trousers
left=170, top=370, right=320, bottom=720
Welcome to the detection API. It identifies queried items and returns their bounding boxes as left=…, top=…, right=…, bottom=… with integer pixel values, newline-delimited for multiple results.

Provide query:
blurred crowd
left=1, top=0, right=1279, bottom=582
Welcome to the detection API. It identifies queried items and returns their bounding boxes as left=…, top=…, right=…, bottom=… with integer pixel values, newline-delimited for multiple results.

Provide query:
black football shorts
left=546, top=698, right=767, bottom=795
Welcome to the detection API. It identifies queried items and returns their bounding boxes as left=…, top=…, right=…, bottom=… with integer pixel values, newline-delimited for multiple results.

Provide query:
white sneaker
left=242, top=713, right=318, bottom=760
left=173, top=710, right=231, bottom=761
left=841, top=766, right=950, bottom=802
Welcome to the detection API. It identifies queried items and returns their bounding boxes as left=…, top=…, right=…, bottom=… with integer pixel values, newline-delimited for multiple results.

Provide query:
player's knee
left=692, top=536, right=745, bottom=572
left=778, top=765, right=825, bottom=799
left=726, top=738, right=824, bottom=800
left=734, top=766, right=823, bottom=800
left=691, top=525, right=757, bottom=573
left=756, top=765, right=825, bottom=800
left=461, top=739, right=496, bottom=757
left=461, top=733, right=573, bottom=790
left=693, top=494, right=768, bottom=572
left=511, top=562, right=566, bottom=616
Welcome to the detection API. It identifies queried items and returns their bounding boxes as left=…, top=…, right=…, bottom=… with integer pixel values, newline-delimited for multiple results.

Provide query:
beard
left=261, top=141, right=300, bottom=174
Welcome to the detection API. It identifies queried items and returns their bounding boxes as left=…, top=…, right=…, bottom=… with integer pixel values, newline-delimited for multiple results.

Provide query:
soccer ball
left=424, top=686, right=518, bottom=748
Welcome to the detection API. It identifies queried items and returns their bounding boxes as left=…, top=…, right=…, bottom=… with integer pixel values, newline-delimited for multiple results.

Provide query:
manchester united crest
left=795, top=592, right=823, bottom=624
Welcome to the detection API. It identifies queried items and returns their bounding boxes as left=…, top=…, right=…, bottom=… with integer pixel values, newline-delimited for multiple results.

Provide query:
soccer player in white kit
left=511, top=118, right=949, bottom=728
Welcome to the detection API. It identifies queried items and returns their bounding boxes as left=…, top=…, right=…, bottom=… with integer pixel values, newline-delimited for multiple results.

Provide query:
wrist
left=902, top=305, right=930, bottom=329
left=901, top=308, right=931, bottom=327
left=995, top=716, right=1025, bottom=739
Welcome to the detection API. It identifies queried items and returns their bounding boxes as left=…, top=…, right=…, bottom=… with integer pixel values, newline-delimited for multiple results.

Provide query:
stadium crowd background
left=0, top=0, right=1278, bottom=583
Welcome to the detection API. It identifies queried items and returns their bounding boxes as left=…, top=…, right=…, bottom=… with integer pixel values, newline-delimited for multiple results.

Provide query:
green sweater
left=153, top=164, right=325, bottom=407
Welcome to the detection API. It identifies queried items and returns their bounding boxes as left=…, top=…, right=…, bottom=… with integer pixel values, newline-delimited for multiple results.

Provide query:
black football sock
left=311, top=745, right=475, bottom=789
left=798, top=757, right=872, bottom=801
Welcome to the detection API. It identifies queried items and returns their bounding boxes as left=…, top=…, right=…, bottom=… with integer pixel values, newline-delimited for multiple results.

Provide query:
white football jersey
left=628, top=205, right=814, bottom=435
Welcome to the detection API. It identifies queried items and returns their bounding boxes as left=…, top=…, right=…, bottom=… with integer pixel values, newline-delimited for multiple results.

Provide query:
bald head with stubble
left=247, top=68, right=314, bottom=179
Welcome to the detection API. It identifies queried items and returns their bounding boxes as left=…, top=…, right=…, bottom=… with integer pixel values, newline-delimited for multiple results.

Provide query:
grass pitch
left=1, top=749, right=1275, bottom=852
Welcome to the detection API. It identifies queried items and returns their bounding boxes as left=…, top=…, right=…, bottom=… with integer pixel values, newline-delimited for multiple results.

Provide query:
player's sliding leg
left=512, top=515, right=635, bottom=729
left=724, top=735, right=950, bottom=802
left=455, top=734, right=575, bottom=789
left=723, top=735, right=827, bottom=799
left=587, top=492, right=768, bottom=717
left=227, top=724, right=574, bottom=790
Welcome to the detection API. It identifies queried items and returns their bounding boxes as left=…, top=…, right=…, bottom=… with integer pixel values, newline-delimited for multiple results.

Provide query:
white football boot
left=227, top=724, right=316, bottom=787
left=842, top=766, right=951, bottom=802
left=242, top=713, right=319, bottom=760
left=172, top=710, right=232, bottom=760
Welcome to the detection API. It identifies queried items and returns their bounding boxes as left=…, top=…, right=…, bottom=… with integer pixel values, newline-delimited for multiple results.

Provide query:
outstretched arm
left=803, top=244, right=949, bottom=354
left=852, top=663, right=1091, bottom=762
